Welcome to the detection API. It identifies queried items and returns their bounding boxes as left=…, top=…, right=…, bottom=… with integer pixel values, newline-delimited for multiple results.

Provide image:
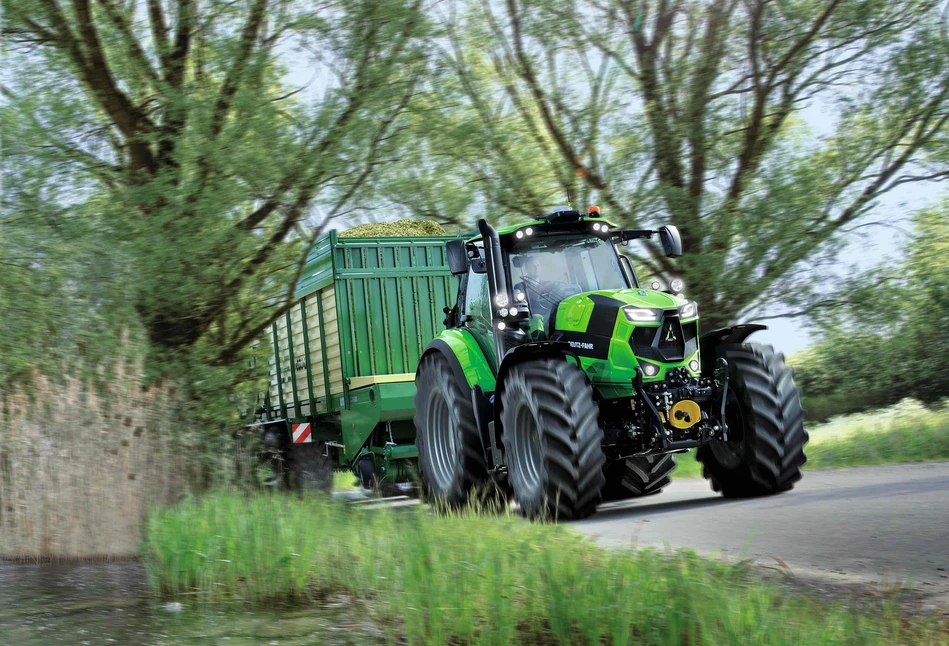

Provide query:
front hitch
left=632, top=363, right=730, bottom=451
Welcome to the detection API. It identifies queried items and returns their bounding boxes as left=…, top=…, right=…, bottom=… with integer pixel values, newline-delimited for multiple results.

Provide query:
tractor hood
left=589, top=287, right=687, bottom=310
left=552, top=288, right=689, bottom=331
left=547, top=287, right=701, bottom=383
left=549, top=287, right=695, bottom=342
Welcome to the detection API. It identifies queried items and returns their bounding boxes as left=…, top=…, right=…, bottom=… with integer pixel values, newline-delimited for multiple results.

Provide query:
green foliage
left=146, top=493, right=949, bottom=644
left=790, top=200, right=949, bottom=418
left=806, top=399, right=949, bottom=470
left=2, top=0, right=428, bottom=381
left=374, top=0, right=949, bottom=328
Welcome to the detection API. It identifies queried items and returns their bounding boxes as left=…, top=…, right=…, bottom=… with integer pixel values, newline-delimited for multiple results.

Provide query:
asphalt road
left=574, top=461, right=949, bottom=611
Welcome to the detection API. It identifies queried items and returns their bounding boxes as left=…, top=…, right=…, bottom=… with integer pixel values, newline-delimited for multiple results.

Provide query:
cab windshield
left=508, top=235, right=628, bottom=319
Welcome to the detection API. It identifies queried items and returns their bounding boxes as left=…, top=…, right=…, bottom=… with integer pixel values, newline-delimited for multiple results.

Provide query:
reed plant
left=1, top=359, right=201, bottom=558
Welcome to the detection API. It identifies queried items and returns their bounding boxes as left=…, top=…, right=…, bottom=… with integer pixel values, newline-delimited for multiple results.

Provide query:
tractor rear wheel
left=500, top=359, right=605, bottom=520
left=697, top=343, right=808, bottom=497
left=601, top=454, right=676, bottom=502
left=414, top=353, right=488, bottom=506
left=288, top=441, right=334, bottom=492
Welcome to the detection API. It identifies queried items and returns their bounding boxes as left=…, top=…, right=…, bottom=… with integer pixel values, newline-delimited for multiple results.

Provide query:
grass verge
left=146, top=493, right=948, bottom=645
left=675, top=399, right=949, bottom=479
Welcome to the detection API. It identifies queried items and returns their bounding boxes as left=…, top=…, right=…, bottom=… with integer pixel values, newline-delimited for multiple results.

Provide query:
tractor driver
left=512, top=253, right=580, bottom=324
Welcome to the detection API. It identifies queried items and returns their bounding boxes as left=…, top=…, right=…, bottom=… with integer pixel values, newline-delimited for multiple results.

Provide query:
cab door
left=463, top=267, right=497, bottom=373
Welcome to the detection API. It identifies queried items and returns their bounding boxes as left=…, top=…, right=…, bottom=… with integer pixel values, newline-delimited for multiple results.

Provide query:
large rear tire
left=601, top=454, right=676, bottom=502
left=414, top=353, right=488, bottom=506
left=500, top=359, right=605, bottom=520
left=697, top=343, right=807, bottom=497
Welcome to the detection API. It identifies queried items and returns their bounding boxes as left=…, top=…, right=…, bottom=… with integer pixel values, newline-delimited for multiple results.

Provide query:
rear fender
left=418, top=329, right=495, bottom=392
left=419, top=330, right=497, bottom=466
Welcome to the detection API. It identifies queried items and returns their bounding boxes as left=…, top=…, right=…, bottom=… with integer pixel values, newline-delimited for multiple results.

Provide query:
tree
left=2, top=0, right=427, bottom=369
left=381, top=0, right=949, bottom=329
left=792, top=198, right=949, bottom=418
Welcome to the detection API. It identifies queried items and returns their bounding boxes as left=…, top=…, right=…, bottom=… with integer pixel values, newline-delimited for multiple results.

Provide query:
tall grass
left=675, top=399, right=949, bottom=479
left=805, top=399, right=949, bottom=469
left=146, top=493, right=948, bottom=645
left=0, top=360, right=188, bottom=558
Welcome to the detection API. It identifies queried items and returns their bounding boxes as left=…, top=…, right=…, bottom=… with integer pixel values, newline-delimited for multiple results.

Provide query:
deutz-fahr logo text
left=568, top=340, right=595, bottom=351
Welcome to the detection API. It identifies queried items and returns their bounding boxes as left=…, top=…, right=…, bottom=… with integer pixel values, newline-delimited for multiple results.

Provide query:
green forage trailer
left=254, top=229, right=461, bottom=490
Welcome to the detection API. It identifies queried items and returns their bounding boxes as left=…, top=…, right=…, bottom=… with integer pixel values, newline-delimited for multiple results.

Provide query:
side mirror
left=658, top=225, right=682, bottom=258
left=446, top=239, right=469, bottom=275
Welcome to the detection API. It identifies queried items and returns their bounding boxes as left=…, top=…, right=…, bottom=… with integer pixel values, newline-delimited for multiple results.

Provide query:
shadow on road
left=581, top=492, right=745, bottom=523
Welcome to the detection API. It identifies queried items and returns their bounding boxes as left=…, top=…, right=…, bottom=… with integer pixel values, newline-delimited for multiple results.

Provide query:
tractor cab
left=446, top=207, right=685, bottom=372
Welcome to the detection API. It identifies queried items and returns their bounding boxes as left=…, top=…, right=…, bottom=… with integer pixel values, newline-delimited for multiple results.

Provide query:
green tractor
left=414, top=208, right=808, bottom=519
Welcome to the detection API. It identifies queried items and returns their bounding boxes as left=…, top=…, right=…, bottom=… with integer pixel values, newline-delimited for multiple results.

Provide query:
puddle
left=0, top=561, right=386, bottom=645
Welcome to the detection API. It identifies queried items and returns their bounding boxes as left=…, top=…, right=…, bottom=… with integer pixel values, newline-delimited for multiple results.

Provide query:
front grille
left=630, top=315, right=698, bottom=362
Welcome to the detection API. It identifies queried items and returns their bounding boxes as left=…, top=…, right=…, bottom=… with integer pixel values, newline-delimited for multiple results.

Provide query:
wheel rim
left=709, top=400, right=744, bottom=469
left=512, top=402, right=543, bottom=492
left=427, top=388, right=458, bottom=490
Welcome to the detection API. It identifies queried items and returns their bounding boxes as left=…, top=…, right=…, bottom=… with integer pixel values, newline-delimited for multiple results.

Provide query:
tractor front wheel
left=601, top=454, right=677, bottom=502
left=697, top=343, right=808, bottom=497
left=500, top=359, right=605, bottom=520
left=414, top=353, right=487, bottom=506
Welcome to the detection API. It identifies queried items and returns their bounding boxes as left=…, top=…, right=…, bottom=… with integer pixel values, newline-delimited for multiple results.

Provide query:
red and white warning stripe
left=291, top=423, right=312, bottom=444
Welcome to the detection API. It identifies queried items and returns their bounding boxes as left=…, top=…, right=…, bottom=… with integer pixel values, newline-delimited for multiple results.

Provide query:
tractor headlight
left=640, top=362, right=660, bottom=377
left=678, top=301, right=698, bottom=319
left=670, top=278, right=684, bottom=293
left=623, top=307, right=661, bottom=322
left=495, top=293, right=509, bottom=308
left=689, top=359, right=700, bottom=372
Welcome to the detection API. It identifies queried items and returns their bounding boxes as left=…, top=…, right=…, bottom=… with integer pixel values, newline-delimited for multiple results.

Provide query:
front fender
left=699, top=324, right=767, bottom=376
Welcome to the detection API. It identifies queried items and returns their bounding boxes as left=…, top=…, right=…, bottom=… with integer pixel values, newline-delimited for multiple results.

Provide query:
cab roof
left=466, top=211, right=618, bottom=244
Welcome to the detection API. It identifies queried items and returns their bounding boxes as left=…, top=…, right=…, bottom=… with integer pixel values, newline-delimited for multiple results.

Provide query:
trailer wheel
left=414, top=353, right=487, bottom=506
left=697, top=343, right=808, bottom=497
left=500, top=359, right=605, bottom=520
left=601, top=454, right=676, bottom=502
left=288, top=441, right=334, bottom=492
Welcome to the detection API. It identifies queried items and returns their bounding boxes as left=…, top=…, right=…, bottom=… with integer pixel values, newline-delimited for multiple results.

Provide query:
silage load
left=338, top=219, right=448, bottom=238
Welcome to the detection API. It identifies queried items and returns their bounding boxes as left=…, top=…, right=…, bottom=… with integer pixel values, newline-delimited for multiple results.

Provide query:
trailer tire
left=414, top=353, right=488, bottom=506
left=601, top=454, right=676, bottom=502
left=697, top=343, right=808, bottom=497
left=500, top=359, right=605, bottom=520
left=288, top=441, right=334, bottom=492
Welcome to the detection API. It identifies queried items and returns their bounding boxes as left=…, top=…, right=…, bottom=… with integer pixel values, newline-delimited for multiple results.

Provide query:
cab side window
left=463, top=267, right=496, bottom=370
left=465, top=269, right=490, bottom=325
